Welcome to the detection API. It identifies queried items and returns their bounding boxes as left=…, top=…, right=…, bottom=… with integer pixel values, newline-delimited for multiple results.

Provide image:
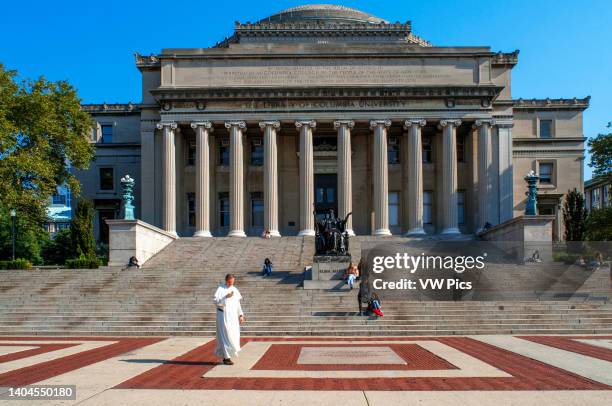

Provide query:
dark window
left=187, top=193, right=195, bottom=227
left=187, top=141, right=196, bottom=166
left=456, top=135, right=465, bottom=162
left=539, top=163, right=553, bottom=184
left=251, top=192, right=264, bottom=227
left=251, top=139, right=263, bottom=166
left=389, top=192, right=400, bottom=226
left=423, top=135, right=432, bottom=163
left=219, top=193, right=229, bottom=227
left=539, top=120, right=552, bottom=138
left=388, top=138, right=400, bottom=164
left=101, top=125, right=113, bottom=143
left=423, top=191, right=433, bottom=224
left=52, top=194, right=66, bottom=205
left=219, top=140, right=230, bottom=166
left=99, top=168, right=114, bottom=190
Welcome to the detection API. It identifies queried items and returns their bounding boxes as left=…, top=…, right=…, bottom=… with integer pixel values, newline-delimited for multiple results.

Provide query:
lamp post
left=10, top=209, right=16, bottom=261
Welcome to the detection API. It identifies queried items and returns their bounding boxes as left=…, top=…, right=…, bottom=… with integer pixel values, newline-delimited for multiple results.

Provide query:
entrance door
left=314, top=174, right=337, bottom=220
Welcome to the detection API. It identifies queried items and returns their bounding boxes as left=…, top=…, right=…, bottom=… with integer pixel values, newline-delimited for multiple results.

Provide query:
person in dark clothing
left=262, top=258, right=273, bottom=276
left=358, top=274, right=371, bottom=316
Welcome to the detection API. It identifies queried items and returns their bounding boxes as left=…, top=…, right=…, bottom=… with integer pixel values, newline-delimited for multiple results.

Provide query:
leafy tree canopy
left=0, top=64, right=94, bottom=227
left=588, top=122, right=612, bottom=179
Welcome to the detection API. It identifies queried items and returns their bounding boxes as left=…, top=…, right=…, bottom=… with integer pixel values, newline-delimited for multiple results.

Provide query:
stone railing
left=105, top=220, right=178, bottom=267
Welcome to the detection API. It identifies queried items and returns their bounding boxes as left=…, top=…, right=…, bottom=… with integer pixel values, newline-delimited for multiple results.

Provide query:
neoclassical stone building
left=77, top=4, right=589, bottom=241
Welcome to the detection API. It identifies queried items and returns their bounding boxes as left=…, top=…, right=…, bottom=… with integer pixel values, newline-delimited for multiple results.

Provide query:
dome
left=259, top=4, right=388, bottom=24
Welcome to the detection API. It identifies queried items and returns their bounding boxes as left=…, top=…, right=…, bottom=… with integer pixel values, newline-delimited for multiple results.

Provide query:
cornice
left=513, top=97, right=590, bottom=110
left=81, top=103, right=140, bottom=114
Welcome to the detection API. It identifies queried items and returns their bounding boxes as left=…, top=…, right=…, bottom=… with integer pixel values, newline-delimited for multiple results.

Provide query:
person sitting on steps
left=262, top=258, right=273, bottom=277
left=344, top=261, right=358, bottom=289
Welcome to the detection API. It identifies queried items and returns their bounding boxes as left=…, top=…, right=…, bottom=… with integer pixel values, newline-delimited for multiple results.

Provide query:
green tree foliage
left=70, top=199, right=96, bottom=258
left=41, top=228, right=74, bottom=265
left=562, top=189, right=587, bottom=241
left=585, top=206, right=612, bottom=241
left=0, top=64, right=94, bottom=226
left=587, top=123, right=612, bottom=180
left=0, top=204, right=48, bottom=264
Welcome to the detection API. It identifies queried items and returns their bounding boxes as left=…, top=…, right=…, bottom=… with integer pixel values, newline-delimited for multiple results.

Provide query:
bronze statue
left=313, top=208, right=352, bottom=256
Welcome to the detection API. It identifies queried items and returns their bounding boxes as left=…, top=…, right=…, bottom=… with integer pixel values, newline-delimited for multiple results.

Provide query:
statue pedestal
left=304, top=255, right=352, bottom=290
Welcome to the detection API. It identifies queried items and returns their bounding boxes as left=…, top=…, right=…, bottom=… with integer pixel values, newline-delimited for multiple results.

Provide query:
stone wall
left=106, top=219, right=177, bottom=267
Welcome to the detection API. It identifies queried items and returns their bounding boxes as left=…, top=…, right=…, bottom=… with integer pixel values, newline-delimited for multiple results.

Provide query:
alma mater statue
left=314, top=208, right=352, bottom=256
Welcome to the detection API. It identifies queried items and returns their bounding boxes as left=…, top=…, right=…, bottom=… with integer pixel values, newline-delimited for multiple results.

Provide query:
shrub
left=0, top=258, right=33, bottom=270
left=65, top=255, right=100, bottom=269
left=70, top=199, right=96, bottom=258
left=41, top=228, right=74, bottom=265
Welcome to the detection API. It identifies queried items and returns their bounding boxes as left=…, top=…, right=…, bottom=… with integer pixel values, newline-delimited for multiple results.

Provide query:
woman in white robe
left=213, top=274, right=245, bottom=364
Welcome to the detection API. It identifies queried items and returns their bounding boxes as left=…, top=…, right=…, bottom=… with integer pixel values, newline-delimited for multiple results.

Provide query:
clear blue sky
left=1, top=0, right=610, bottom=179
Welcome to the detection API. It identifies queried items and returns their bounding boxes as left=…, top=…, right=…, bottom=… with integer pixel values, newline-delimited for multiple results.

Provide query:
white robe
left=213, top=284, right=244, bottom=359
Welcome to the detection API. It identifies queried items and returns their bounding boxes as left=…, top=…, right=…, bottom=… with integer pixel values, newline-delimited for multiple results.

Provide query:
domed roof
left=259, top=4, right=388, bottom=24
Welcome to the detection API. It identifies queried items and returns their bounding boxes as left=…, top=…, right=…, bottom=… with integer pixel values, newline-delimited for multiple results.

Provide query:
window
left=423, top=191, right=433, bottom=224
left=187, top=193, right=195, bottom=227
left=387, top=137, right=400, bottom=164
left=422, top=135, right=432, bottom=163
left=456, top=135, right=465, bottom=162
left=219, top=140, right=230, bottom=166
left=457, top=190, right=465, bottom=225
left=389, top=192, right=400, bottom=226
left=52, top=194, right=66, bottom=205
left=251, top=192, right=264, bottom=227
left=219, top=193, right=229, bottom=227
left=251, top=139, right=263, bottom=166
left=187, top=141, right=196, bottom=166
left=604, top=185, right=611, bottom=207
left=99, top=168, right=114, bottom=190
left=101, top=125, right=113, bottom=143
left=539, top=163, right=553, bottom=184
left=539, top=120, right=552, bottom=138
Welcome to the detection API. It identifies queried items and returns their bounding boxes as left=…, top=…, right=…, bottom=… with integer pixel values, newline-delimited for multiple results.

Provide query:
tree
left=0, top=204, right=49, bottom=264
left=587, top=122, right=612, bottom=180
left=562, top=189, right=587, bottom=241
left=0, top=64, right=94, bottom=227
left=41, top=228, right=74, bottom=265
left=585, top=207, right=612, bottom=241
left=70, top=199, right=96, bottom=258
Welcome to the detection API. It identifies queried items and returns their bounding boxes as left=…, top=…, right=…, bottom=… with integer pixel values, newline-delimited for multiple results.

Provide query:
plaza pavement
left=0, top=335, right=610, bottom=405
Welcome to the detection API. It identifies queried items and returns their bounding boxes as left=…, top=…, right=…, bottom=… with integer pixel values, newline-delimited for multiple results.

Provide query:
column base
left=405, top=228, right=426, bottom=236
left=193, top=230, right=213, bottom=238
left=268, top=229, right=281, bottom=237
left=441, top=227, right=461, bottom=235
left=373, top=228, right=391, bottom=236
left=227, top=229, right=247, bottom=237
left=298, top=229, right=315, bottom=236
left=166, top=230, right=179, bottom=239
left=346, top=228, right=355, bottom=236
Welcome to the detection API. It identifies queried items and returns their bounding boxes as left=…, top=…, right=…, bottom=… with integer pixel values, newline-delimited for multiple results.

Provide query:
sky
left=1, top=0, right=610, bottom=179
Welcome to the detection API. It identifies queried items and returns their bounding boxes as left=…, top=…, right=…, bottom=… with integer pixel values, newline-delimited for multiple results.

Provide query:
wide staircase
left=1, top=237, right=611, bottom=336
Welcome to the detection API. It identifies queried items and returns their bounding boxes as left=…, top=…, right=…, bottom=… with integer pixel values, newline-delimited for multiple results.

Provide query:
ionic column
left=296, top=120, right=316, bottom=236
left=259, top=121, right=281, bottom=237
left=334, top=120, right=355, bottom=236
left=156, top=121, right=178, bottom=237
left=404, top=119, right=427, bottom=235
left=225, top=121, right=247, bottom=237
left=370, top=120, right=392, bottom=236
left=191, top=121, right=213, bottom=237
left=473, top=119, right=494, bottom=232
left=439, top=119, right=462, bottom=235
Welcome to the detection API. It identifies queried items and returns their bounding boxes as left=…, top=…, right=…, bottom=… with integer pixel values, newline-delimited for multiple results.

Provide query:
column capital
left=295, top=120, right=316, bottom=130
left=439, top=119, right=462, bottom=128
left=333, top=120, right=355, bottom=129
left=191, top=121, right=214, bottom=131
left=403, top=119, right=426, bottom=129
left=259, top=121, right=281, bottom=130
left=224, top=121, right=246, bottom=129
left=156, top=121, right=177, bottom=130
left=472, top=119, right=495, bottom=129
left=369, top=119, right=392, bottom=129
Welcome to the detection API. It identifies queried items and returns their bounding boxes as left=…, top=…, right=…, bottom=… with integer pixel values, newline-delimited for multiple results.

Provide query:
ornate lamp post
left=120, top=175, right=135, bottom=220
left=10, top=209, right=16, bottom=260
left=524, top=170, right=539, bottom=216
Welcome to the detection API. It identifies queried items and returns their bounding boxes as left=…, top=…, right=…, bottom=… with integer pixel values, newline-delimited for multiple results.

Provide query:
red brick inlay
left=0, top=337, right=165, bottom=386
left=519, top=335, right=612, bottom=362
left=0, top=343, right=78, bottom=363
left=116, top=337, right=611, bottom=391
left=252, top=344, right=457, bottom=371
